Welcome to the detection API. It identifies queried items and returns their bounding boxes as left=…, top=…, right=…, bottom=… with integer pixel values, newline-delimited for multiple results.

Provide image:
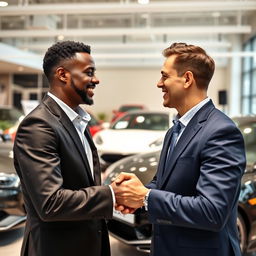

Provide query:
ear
left=183, top=71, right=194, bottom=89
left=56, top=67, right=69, bottom=83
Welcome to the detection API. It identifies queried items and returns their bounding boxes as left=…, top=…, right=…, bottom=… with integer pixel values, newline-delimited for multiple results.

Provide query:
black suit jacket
left=14, top=95, right=113, bottom=256
left=147, top=100, right=246, bottom=256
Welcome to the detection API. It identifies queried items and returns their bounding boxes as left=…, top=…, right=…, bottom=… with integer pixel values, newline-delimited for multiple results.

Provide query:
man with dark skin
left=14, top=41, right=115, bottom=256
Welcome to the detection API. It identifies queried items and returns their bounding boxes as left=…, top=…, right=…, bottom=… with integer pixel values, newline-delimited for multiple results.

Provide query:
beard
left=70, top=78, right=94, bottom=105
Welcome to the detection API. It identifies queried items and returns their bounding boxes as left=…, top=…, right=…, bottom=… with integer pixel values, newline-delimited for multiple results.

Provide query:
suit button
left=98, top=230, right=102, bottom=234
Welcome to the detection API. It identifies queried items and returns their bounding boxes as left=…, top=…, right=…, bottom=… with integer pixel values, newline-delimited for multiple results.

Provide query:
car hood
left=94, top=129, right=165, bottom=154
left=103, top=150, right=161, bottom=185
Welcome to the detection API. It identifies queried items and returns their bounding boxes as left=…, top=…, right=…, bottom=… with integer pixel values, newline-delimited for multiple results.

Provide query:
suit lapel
left=160, top=100, right=215, bottom=188
left=84, top=128, right=101, bottom=185
left=43, top=96, right=95, bottom=184
left=156, top=129, right=173, bottom=181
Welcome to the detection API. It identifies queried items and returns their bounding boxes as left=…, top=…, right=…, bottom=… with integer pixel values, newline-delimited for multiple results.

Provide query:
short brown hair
left=163, top=43, right=215, bottom=90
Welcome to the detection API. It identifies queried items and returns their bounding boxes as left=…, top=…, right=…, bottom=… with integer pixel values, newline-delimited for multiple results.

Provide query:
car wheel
left=237, top=212, right=247, bottom=253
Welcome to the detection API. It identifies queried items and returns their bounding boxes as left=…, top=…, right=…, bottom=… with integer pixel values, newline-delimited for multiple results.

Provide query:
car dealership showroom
left=1, top=0, right=256, bottom=255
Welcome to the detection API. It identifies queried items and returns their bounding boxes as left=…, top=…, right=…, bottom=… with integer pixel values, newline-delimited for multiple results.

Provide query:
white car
left=93, top=110, right=175, bottom=170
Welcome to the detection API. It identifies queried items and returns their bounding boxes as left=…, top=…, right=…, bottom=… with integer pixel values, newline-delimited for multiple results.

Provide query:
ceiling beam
left=93, top=51, right=256, bottom=59
left=20, top=41, right=232, bottom=51
left=0, top=26, right=251, bottom=38
left=0, top=1, right=256, bottom=16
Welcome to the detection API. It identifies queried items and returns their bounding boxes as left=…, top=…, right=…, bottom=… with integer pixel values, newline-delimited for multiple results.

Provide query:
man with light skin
left=111, top=43, right=246, bottom=256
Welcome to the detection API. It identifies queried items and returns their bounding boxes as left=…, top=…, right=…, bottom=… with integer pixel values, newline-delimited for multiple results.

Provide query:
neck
left=177, top=95, right=207, bottom=116
left=49, top=88, right=78, bottom=110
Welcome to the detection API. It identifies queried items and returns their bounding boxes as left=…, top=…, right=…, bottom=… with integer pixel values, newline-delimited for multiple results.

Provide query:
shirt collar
left=47, top=92, right=91, bottom=124
left=176, top=97, right=210, bottom=127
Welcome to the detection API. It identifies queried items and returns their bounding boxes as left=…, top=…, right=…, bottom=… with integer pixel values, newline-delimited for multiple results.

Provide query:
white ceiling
left=0, top=0, right=256, bottom=71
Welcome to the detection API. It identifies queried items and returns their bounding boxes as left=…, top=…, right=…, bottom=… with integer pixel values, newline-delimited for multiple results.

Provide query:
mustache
left=86, top=83, right=96, bottom=89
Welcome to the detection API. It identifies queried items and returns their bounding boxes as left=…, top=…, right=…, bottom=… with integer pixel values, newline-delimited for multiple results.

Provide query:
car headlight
left=0, top=173, right=20, bottom=188
left=149, top=138, right=163, bottom=148
left=95, top=135, right=103, bottom=145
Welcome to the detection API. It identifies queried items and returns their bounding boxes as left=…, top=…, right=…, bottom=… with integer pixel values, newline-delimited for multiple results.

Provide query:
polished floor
left=0, top=226, right=146, bottom=256
left=0, top=226, right=256, bottom=256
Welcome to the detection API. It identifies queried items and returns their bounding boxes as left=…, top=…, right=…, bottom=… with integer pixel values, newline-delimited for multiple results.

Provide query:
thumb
left=115, top=172, right=134, bottom=184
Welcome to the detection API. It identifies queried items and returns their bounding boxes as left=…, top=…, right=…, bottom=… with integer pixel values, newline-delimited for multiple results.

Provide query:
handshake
left=110, top=172, right=149, bottom=214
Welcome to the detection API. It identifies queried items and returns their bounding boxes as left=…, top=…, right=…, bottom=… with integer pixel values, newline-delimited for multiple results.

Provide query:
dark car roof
left=119, top=110, right=170, bottom=115
left=232, top=116, right=256, bottom=125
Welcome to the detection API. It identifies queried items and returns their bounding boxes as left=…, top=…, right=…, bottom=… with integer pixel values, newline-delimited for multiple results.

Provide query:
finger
left=128, top=208, right=136, bottom=214
left=122, top=207, right=137, bottom=214
left=115, top=172, right=134, bottom=184
left=115, top=204, right=125, bottom=211
left=121, top=209, right=130, bottom=214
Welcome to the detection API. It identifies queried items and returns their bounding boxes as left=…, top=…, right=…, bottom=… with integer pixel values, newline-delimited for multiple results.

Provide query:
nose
left=92, top=75, right=100, bottom=85
left=157, top=78, right=163, bottom=88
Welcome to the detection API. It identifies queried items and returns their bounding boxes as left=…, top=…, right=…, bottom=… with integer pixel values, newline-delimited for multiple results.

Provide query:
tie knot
left=172, top=120, right=181, bottom=134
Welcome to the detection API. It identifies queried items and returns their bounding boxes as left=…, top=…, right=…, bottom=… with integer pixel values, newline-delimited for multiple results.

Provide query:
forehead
left=162, top=55, right=177, bottom=74
left=70, top=52, right=95, bottom=68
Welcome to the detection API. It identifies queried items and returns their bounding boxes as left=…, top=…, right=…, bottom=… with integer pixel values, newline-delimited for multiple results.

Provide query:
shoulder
left=206, top=108, right=238, bottom=132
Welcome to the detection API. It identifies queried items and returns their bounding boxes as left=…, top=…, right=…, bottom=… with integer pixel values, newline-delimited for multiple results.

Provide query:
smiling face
left=57, top=52, right=99, bottom=108
left=157, top=55, right=186, bottom=110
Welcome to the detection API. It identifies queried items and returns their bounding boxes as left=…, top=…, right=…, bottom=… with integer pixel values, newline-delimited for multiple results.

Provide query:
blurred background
left=0, top=0, right=256, bottom=121
left=1, top=1, right=256, bottom=255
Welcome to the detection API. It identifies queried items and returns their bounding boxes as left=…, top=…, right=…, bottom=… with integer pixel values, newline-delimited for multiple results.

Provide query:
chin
left=163, top=101, right=170, bottom=108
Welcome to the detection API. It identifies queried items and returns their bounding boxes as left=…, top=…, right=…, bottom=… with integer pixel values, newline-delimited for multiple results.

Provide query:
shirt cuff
left=143, top=189, right=151, bottom=211
left=108, top=185, right=116, bottom=207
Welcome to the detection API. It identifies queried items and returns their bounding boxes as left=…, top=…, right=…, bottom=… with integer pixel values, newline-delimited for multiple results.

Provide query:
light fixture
left=0, top=1, right=8, bottom=7
left=57, top=35, right=64, bottom=41
left=18, top=66, right=24, bottom=72
left=212, top=12, right=221, bottom=18
left=244, top=127, right=252, bottom=134
left=138, top=0, right=149, bottom=4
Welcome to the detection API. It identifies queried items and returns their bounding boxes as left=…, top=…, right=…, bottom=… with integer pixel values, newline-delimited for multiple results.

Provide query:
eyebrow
left=83, top=66, right=96, bottom=72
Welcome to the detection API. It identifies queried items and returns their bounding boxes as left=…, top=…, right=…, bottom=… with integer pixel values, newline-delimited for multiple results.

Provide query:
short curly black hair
left=43, top=40, right=91, bottom=82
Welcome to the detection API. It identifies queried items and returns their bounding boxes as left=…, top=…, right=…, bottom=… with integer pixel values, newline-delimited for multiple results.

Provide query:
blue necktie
left=165, top=120, right=181, bottom=170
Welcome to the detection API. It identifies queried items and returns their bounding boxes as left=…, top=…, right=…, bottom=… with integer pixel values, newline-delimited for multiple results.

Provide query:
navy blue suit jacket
left=147, top=100, right=246, bottom=256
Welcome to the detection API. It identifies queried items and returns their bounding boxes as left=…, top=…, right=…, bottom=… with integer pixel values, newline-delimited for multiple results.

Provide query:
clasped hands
left=110, top=172, right=149, bottom=214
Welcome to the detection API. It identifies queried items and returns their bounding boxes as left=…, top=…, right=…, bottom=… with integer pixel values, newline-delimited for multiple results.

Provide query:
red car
left=88, top=113, right=104, bottom=137
left=111, top=104, right=146, bottom=123
left=3, top=111, right=102, bottom=141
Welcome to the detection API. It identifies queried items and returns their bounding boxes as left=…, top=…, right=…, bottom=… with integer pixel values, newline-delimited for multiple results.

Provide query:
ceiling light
left=138, top=0, right=149, bottom=4
left=212, top=12, right=221, bottom=18
left=57, top=35, right=64, bottom=40
left=0, top=1, right=8, bottom=7
left=18, top=66, right=24, bottom=72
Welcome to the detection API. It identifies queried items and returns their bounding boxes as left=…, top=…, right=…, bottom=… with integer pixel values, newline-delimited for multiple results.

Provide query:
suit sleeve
left=14, top=117, right=113, bottom=222
left=146, top=175, right=157, bottom=189
left=147, top=123, right=246, bottom=231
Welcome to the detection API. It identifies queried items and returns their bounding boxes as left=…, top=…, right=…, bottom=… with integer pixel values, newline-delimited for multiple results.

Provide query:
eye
left=161, top=74, right=168, bottom=80
left=85, top=71, right=94, bottom=77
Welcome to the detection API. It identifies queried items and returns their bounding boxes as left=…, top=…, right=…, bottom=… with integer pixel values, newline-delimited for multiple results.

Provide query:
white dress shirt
left=48, top=92, right=94, bottom=179
left=48, top=93, right=116, bottom=206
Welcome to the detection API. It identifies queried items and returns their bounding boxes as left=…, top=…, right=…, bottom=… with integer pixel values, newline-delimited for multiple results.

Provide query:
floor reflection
left=0, top=227, right=255, bottom=256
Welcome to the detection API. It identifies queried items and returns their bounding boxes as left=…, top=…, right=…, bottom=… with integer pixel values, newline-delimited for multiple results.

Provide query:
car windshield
left=111, top=113, right=169, bottom=131
left=119, top=106, right=143, bottom=112
left=238, top=121, right=256, bottom=165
